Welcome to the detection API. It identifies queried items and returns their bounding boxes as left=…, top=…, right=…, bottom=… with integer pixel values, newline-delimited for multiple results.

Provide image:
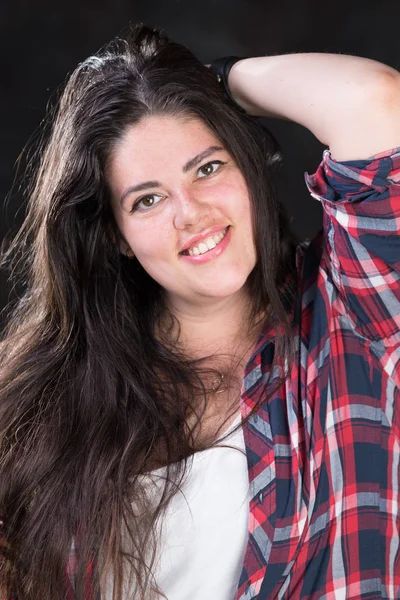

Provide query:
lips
left=178, top=224, right=232, bottom=264
left=179, top=225, right=230, bottom=255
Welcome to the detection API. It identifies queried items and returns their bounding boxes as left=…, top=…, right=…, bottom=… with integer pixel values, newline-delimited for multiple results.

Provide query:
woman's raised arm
left=228, top=53, right=400, bottom=161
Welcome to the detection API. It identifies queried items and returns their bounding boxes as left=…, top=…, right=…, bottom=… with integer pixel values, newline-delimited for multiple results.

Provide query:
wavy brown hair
left=0, top=24, right=299, bottom=600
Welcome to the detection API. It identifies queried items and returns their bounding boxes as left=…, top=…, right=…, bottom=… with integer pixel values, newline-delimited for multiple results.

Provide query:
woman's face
left=108, top=114, right=257, bottom=310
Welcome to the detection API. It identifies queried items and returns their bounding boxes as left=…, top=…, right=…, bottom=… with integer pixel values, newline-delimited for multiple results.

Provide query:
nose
left=172, top=190, right=211, bottom=230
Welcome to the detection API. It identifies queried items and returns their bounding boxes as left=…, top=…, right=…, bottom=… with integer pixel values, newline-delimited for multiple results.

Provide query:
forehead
left=110, top=114, right=222, bottom=169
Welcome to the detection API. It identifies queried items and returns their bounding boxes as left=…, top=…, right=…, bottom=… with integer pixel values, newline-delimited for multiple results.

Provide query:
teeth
left=198, top=242, right=208, bottom=254
left=187, top=227, right=228, bottom=256
left=205, top=238, right=216, bottom=250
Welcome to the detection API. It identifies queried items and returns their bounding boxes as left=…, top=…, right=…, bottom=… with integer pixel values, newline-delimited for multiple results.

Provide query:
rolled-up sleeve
left=304, top=146, right=400, bottom=344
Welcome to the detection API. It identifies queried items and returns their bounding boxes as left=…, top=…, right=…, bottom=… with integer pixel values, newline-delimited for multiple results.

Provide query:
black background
left=2, top=0, right=400, bottom=329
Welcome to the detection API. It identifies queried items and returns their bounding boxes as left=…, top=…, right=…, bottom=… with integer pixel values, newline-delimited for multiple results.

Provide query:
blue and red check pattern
left=236, top=146, right=400, bottom=599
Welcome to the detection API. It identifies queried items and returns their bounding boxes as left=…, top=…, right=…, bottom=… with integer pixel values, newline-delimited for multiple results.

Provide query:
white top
left=152, top=413, right=249, bottom=600
left=105, top=413, right=249, bottom=599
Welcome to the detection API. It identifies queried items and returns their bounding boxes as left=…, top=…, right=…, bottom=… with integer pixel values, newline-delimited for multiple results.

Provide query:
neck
left=164, top=286, right=259, bottom=361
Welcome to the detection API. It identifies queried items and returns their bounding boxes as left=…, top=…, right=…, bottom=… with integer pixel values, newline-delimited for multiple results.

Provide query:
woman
left=0, top=23, right=399, bottom=600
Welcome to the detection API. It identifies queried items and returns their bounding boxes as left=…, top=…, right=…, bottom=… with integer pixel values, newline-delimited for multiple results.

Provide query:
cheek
left=226, top=188, right=254, bottom=233
left=120, top=221, right=171, bottom=266
left=235, top=185, right=255, bottom=234
left=221, top=176, right=252, bottom=215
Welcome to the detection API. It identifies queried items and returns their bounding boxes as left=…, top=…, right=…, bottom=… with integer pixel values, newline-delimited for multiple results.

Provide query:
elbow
left=370, top=68, right=400, bottom=110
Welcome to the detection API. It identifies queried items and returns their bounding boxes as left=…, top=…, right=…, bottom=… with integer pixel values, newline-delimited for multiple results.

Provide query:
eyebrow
left=119, top=145, right=224, bottom=206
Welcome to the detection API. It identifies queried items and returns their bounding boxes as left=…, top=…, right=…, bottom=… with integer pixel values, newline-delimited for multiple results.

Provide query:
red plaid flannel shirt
left=236, top=146, right=400, bottom=599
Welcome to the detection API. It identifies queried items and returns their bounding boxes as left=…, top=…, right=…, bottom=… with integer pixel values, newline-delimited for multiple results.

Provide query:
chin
left=196, top=273, right=251, bottom=299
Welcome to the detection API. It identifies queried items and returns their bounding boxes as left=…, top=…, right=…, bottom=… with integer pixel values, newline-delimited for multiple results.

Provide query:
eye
left=131, top=193, right=164, bottom=213
left=197, top=160, right=225, bottom=178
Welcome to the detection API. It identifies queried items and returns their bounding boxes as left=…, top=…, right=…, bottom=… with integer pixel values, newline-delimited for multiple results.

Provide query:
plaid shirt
left=236, top=146, right=400, bottom=599
left=4, top=147, right=400, bottom=599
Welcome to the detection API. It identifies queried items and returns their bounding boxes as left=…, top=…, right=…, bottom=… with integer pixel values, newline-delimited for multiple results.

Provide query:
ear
left=119, top=241, right=135, bottom=258
left=113, top=229, right=134, bottom=258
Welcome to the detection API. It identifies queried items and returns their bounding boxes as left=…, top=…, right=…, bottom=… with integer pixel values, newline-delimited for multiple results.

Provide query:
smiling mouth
left=179, top=226, right=230, bottom=256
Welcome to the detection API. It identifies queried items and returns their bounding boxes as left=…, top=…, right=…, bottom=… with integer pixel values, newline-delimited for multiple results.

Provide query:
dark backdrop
left=2, top=0, right=400, bottom=330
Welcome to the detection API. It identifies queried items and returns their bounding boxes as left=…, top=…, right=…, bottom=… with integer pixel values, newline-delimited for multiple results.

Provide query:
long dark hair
left=0, top=24, right=298, bottom=600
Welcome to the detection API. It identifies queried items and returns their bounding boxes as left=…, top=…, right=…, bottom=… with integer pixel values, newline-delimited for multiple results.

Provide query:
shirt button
left=258, top=491, right=263, bottom=503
